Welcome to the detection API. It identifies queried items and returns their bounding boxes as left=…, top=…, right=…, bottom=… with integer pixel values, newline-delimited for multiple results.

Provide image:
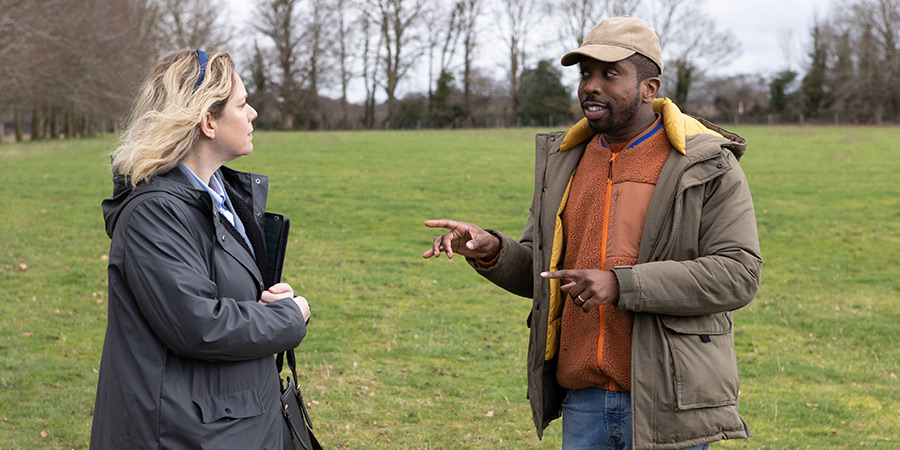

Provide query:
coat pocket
left=193, top=388, right=265, bottom=423
left=659, top=313, right=739, bottom=410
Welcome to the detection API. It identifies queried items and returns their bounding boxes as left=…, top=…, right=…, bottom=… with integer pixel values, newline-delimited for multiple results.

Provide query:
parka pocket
left=659, top=313, right=739, bottom=410
left=193, top=388, right=265, bottom=423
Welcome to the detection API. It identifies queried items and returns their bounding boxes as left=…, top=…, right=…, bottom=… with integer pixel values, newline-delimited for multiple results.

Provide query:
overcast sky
left=705, top=0, right=832, bottom=76
left=225, top=0, right=833, bottom=102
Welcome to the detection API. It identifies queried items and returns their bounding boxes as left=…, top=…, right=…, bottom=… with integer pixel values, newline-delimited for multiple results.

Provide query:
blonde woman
left=91, top=49, right=310, bottom=449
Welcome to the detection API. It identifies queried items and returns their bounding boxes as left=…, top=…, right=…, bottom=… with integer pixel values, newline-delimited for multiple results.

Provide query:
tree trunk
left=31, top=109, right=43, bottom=141
left=49, top=107, right=59, bottom=139
left=14, top=108, right=23, bottom=141
left=64, top=111, right=73, bottom=138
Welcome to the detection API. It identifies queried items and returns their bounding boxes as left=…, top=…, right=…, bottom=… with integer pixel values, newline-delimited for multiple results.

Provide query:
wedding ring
left=576, top=295, right=585, bottom=305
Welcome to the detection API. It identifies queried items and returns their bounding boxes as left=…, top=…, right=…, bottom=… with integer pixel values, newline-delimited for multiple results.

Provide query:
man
left=423, top=16, right=762, bottom=450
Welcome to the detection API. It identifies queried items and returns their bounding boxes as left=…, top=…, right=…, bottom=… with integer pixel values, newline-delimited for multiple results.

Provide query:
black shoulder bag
left=276, top=350, right=322, bottom=450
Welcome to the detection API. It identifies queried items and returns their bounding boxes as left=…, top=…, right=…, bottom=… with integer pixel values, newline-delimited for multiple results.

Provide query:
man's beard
left=585, top=90, right=642, bottom=136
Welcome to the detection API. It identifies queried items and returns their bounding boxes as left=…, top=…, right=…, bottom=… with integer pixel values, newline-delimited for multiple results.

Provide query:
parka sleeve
left=614, top=155, right=763, bottom=316
left=465, top=204, right=538, bottom=299
left=119, top=196, right=306, bottom=362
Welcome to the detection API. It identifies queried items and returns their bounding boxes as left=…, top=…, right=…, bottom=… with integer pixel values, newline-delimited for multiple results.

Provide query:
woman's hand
left=259, top=283, right=294, bottom=304
left=260, top=283, right=311, bottom=322
left=292, top=295, right=311, bottom=323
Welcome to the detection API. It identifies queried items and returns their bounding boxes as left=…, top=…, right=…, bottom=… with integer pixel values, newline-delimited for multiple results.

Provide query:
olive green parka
left=469, top=99, right=762, bottom=449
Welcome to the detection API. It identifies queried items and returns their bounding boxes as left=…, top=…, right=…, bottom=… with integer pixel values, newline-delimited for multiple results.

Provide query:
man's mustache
left=581, top=96, right=611, bottom=109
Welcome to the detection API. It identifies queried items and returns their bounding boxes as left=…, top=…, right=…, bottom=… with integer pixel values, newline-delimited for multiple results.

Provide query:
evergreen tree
left=517, top=59, right=574, bottom=127
left=769, top=70, right=798, bottom=117
left=800, top=21, right=829, bottom=119
left=429, top=70, right=464, bottom=127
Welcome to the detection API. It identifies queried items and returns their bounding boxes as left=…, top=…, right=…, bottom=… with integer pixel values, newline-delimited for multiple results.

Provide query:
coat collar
left=559, top=97, right=728, bottom=156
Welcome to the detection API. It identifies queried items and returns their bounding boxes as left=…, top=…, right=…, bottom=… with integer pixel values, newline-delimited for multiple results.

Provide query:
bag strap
left=275, top=350, right=299, bottom=390
left=276, top=349, right=315, bottom=431
left=286, top=349, right=299, bottom=385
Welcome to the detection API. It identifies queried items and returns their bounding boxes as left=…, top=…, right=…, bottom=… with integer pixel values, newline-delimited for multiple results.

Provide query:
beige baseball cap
left=560, top=16, right=663, bottom=75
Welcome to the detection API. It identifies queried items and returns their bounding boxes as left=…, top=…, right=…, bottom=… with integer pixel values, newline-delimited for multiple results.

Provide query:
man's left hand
left=540, top=269, right=620, bottom=312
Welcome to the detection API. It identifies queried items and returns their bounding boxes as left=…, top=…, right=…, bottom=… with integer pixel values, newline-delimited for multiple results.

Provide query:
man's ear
left=199, top=113, right=216, bottom=139
left=641, top=77, right=661, bottom=103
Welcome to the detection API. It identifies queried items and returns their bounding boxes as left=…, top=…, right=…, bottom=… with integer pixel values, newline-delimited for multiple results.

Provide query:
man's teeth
left=587, top=106, right=602, bottom=111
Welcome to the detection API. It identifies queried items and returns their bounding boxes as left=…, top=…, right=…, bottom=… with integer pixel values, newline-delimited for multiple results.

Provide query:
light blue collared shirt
left=178, top=163, right=254, bottom=256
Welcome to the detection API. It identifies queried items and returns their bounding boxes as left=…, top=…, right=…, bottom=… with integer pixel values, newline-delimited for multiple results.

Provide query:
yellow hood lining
left=559, top=97, right=722, bottom=155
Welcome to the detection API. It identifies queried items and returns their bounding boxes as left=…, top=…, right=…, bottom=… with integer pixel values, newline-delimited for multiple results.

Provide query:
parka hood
left=102, top=169, right=208, bottom=238
left=560, top=97, right=748, bottom=160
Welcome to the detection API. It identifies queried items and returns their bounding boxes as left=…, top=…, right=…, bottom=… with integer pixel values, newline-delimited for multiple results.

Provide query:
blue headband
left=194, top=50, right=208, bottom=90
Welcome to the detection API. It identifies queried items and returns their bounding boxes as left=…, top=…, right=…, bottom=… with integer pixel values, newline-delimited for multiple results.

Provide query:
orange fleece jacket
left=557, top=117, right=672, bottom=391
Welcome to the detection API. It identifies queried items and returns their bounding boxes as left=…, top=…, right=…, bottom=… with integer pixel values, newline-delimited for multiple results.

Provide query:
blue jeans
left=561, top=388, right=711, bottom=450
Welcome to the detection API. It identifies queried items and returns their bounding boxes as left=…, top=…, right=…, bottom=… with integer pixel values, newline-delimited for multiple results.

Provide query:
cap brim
left=560, top=45, right=637, bottom=67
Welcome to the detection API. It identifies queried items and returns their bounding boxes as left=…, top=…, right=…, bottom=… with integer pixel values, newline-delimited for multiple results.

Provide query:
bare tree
left=1, top=0, right=158, bottom=140
left=421, top=0, right=468, bottom=126
left=370, top=0, right=428, bottom=128
left=0, top=0, right=26, bottom=139
left=427, top=1, right=463, bottom=96
left=777, top=29, right=796, bottom=71
left=552, top=0, right=643, bottom=48
left=633, top=0, right=740, bottom=108
left=254, top=0, right=302, bottom=129
left=360, top=9, right=382, bottom=129
left=497, top=0, right=539, bottom=125
left=459, top=0, right=481, bottom=125
left=663, top=13, right=739, bottom=106
left=155, top=0, right=232, bottom=51
left=335, top=0, right=357, bottom=128
left=298, top=0, right=334, bottom=129
left=848, top=0, right=900, bottom=121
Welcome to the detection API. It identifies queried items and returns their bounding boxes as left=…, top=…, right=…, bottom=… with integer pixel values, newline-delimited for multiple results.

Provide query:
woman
left=91, top=49, right=310, bottom=449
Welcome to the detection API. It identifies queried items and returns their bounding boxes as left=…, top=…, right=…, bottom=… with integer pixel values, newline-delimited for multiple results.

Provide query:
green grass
left=0, top=126, right=898, bottom=448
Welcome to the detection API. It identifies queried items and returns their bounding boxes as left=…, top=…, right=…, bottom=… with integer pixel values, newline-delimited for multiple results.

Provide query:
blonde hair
left=112, top=49, right=236, bottom=186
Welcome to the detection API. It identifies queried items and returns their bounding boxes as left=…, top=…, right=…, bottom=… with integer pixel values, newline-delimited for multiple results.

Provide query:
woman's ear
left=199, top=113, right=217, bottom=139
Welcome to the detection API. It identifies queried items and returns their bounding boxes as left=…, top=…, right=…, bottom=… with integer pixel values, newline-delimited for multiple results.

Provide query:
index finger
left=540, top=269, right=586, bottom=280
left=424, top=219, right=460, bottom=230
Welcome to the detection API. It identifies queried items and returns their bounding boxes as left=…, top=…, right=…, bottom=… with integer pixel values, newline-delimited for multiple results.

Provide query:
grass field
left=1, top=125, right=898, bottom=448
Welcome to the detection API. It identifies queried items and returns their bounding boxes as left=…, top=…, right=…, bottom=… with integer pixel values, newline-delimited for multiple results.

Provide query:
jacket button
left=538, top=245, right=543, bottom=250
left=549, top=136, right=556, bottom=142
left=716, top=162, right=724, bottom=169
left=542, top=187, right=547, bottom=192
left=255, top=178, right=261, bottom=184
left=225, top=408, right=232, bottom=414
left=221, top=235, right=227, bottom=242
